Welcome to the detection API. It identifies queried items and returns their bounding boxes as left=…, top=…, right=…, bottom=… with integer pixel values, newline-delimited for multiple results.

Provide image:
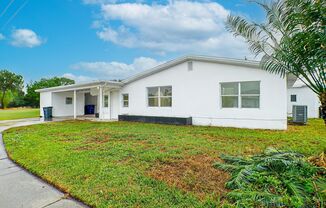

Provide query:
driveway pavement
left=0, top=118, right=87, bottom=208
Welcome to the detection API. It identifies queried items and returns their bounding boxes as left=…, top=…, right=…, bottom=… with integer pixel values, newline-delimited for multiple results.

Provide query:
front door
left=102, top=91, right=110, bottom=119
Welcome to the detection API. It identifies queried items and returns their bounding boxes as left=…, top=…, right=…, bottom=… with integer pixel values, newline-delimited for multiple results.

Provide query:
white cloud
left=0, top=33, right=5, bottom=40
left=83, top=0, right=117, bottom=4
left=91, top=1, right=252, bottom=58
left=11, top=29, right=44, bottom=48
left=62, top=73, right=96, bottom=83
left=71, top=57, right=163, bottom=80
left=83, top=0, right=145, bottom=4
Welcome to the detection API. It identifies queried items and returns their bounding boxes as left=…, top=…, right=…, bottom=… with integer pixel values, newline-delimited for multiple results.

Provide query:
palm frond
left=227, top=190, right=286, bottom=207
left=226, top=15, right=258, bottom=41
left=214, top=148, right=324, bottom=207
left=226, top=16, right=267, bottom=56
left=260, top=54, right=287, bottom=77
left=213, top=162, right=240, bottom=173
left=220, top=154, right=251, bottom=165
left=226, top=165, right=258, bottom=189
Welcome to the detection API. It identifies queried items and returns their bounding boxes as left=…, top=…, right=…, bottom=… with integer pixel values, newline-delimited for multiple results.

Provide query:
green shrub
left=214, top=148, right=326, bottom=207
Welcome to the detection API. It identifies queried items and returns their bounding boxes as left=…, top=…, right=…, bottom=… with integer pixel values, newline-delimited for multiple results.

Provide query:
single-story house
left=36, top=55, right=294, bottom=130
left=287, top=80, right=320, bottom=118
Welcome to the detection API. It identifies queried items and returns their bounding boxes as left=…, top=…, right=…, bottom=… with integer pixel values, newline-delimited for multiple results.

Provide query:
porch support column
left=73, top=90, right=77, bottom=119
left=99, top=86, right=103, bottom=119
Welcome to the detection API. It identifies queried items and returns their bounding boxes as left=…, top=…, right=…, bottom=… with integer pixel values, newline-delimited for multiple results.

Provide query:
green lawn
left=0, top=108, right=39, bottom=121
left=3, top=119, right=325, bottom=208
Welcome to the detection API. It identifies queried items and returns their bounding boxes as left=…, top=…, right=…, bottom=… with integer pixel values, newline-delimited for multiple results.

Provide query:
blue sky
left=0, top=0, right=265, bottom=83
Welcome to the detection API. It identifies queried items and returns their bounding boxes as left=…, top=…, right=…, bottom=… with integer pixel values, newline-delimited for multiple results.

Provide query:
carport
left=36, top=81, right=122, bottom=120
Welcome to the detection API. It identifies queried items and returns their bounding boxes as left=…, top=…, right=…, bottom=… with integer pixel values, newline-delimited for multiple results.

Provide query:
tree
left=0, top=70, right=24, bottom=109
left=0, top=91, right=14, bottom=108
left=25, top=77, right=75, bottom=107
left=226, top=0, right=326, bottom=123
left=8, top=90, right=26, bottom=107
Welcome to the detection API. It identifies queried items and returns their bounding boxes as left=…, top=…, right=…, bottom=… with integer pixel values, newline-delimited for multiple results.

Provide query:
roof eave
left=35, top=81, right=122, bottom=93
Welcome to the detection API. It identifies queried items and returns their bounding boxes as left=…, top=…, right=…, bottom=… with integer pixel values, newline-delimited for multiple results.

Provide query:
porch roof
left=35, top=80, right=122, bottom=93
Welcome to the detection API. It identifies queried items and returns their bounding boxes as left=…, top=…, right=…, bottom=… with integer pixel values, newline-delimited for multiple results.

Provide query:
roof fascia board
left=36, top=81, right=122, bottom=93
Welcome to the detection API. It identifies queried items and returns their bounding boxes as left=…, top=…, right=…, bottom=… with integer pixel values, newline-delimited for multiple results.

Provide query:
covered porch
left=37, top=81, right=122, bottom=120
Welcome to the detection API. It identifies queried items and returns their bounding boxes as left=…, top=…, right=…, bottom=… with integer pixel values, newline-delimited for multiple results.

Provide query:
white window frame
left=220, top=82, right=239, bottom=108
left=147, top=86, right=172, bottom=107
left=122, top=93, right=129, bottom=107
left=220, top=81, right=260, bottom=109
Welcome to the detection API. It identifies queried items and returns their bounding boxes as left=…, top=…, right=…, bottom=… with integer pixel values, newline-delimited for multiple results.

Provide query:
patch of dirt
left=82, top=130, right=112, bottom=144
left=73, top=145, right=97, bottom=151
left=147, top=155, right=229, bottom=199
left=308, top=152, right=326, bottom=168
left=85, top=136, right=110, bottom=144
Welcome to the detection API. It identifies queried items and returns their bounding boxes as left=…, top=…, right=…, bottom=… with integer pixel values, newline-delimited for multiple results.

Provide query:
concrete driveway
left=0, top=118, right=88, bottom=208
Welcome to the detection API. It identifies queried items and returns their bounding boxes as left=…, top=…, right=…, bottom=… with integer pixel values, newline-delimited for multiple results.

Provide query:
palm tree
left=226, top=0, right=326, bottom=124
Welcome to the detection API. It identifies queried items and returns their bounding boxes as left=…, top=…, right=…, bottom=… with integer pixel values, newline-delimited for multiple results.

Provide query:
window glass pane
left=221, top=83, right=238, bottom=95
left=222, top=96, right=238, bottom=108
left=148, top=98, right=159, bottom=107
left=160, top=86, right=172, bottom=96
left=66, top=97, right=72, bottom=104
left=123, top=94, right=129, bottom=107
left=241, top=96, right=259, bottom=108
left=123, top=94, right=129, bottom=101
left=160, top=97, right=172, bottom=107
left=104, top=95, right=109, bottom=107
left=290, top=94, right=296, bottom=102
left=241, top=81, right=260, bottom=94
left=148, top=87, right=158, bottom=96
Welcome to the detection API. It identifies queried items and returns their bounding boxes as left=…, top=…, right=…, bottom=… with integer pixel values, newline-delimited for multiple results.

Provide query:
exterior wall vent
left=292, top=105, right=307, bottom=124
left=187, top=61, right=193, bottom=71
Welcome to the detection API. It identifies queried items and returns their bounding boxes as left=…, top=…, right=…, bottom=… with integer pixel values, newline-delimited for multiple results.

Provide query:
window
left=241, top=82, right=260, bottom=108
left=221, top=81, right=260, bottom=108
left=221, top=82, right=239, bottom=108
left=148, top=86, right=172, bottom=107
left=290, top=94, right=297, bottom=102
left=104, top=95, right=109, bottom=107
left=122, top=94, right=129, bottom=107
left=148, top=87, right=159, bottom=107
left=65, top=97, right=72, bottom=105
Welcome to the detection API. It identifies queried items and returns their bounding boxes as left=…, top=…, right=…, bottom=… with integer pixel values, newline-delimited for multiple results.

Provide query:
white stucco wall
left=119, top=61, right=287, bottom=130
left=52, top=91, right=85, bottom=117
left=287, top=87, right=320, bottom=118
left=39, top=92, right=52, bottom=117
left=110, top=90, right=120, bottom=119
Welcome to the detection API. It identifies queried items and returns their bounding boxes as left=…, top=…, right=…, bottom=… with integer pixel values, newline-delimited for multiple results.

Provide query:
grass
left=3, top=119, right=325, bottom=208
left=0, top=108, right=39, bottom=121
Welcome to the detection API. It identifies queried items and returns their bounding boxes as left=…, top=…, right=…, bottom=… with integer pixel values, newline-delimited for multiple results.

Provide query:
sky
left=0, top=0, right=265, bottom=84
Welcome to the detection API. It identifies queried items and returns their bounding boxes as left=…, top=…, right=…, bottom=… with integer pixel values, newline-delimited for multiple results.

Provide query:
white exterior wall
left=119, top=61, right=287, bottom=130
left=52, top=91, right=84, bottom=117
left=39, top=92, right=52, bottom=117
left=287, top=87, right=320, bottom=118
left=110, top=90, right=120, bottom=119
